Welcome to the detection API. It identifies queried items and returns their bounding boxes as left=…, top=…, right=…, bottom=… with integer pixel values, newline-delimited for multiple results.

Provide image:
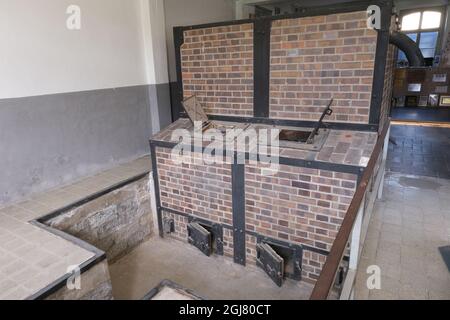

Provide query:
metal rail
left=310, top=121, right=391, bottom=300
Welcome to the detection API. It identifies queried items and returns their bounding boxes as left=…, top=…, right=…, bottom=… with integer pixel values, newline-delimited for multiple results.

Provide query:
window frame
left=398, top=6, right=447, bottom=63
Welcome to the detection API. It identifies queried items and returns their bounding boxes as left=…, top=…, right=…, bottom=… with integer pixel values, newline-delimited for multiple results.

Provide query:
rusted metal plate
left=181, top=95, right=209, bottom=125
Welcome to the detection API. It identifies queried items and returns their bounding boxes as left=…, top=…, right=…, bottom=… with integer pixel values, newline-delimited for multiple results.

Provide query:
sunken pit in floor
left=38, top=171, right=317, bottom=300
left=109, top=237, right=314, bottom=300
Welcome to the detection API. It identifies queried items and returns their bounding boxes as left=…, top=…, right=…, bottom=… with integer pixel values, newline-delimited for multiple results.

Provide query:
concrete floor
left=109, top=237, right=313, bottom=300
left=354, top=172, right=450, bottom=300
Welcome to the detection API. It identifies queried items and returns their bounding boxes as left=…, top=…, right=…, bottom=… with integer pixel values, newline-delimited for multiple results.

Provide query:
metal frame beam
left=173, top=0, right=394, bottom=129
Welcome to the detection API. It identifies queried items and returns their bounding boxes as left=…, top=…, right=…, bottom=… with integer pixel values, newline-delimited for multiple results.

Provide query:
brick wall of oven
left=379, top=43, right=395, bottom=132
left=269, top=11, right=378, bottom=123
left=379, top=17, right=398, bottom=131
left=155, top=147, right=357, bottom=284
left=181, top=24, right=254, bottom=117
left=156, top=147, right=233, bottom=226
left=245, top=163, right=357, bottom=283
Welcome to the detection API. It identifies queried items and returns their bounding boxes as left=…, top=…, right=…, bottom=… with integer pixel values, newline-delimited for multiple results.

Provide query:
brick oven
left=150, top=1, right=395, bottom=288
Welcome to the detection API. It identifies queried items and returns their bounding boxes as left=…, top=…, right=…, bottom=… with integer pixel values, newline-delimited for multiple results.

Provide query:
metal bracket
left=163, top=217, right=175, bottom=234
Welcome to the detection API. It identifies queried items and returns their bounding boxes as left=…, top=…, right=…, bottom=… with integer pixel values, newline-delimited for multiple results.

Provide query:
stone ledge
left=0, top=156, right=151, bottom=300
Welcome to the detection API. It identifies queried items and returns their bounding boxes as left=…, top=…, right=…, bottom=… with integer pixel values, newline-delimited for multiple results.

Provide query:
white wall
left=164, top=0, right=236, bottom=81
left=0, top=0, right=171, bottom=205
left=235, top=0, right=261, bottom=19
left=141, top=0, right=169, bottom=85
left=0, top=0, right=153, bottom=99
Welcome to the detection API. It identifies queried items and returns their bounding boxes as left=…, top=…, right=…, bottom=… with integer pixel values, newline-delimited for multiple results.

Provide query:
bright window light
left=401, top=12, right=421, bottom=31
left=421, top=11, right=441, bottom=29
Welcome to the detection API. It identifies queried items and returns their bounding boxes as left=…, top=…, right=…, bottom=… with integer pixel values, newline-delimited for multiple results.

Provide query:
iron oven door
left=188, top=222, right=212, bottom=256
left=256, top=243, right=285, bottom=287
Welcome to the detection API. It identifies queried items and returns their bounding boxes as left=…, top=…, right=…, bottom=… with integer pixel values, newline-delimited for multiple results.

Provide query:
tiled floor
left=0, top=156, right=151, bottom=300
left=354, top=172, right=450, bottom=300
left=387, top=124, right=450, bottom=179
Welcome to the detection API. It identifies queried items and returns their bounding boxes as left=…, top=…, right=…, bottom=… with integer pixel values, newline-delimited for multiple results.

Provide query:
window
left=401, top=12, right=421, bottom=31
left=397, top=8, right=444, bottom=67
left=421, top=11, right=442, bottom=29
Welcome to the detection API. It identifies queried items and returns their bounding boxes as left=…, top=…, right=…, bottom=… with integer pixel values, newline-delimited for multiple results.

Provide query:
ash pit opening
left=279, top=130, right=312, bottom=143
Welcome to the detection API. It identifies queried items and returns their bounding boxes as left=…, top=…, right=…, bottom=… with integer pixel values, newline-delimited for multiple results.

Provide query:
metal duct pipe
left=389, top=31, right=426, bottom=67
